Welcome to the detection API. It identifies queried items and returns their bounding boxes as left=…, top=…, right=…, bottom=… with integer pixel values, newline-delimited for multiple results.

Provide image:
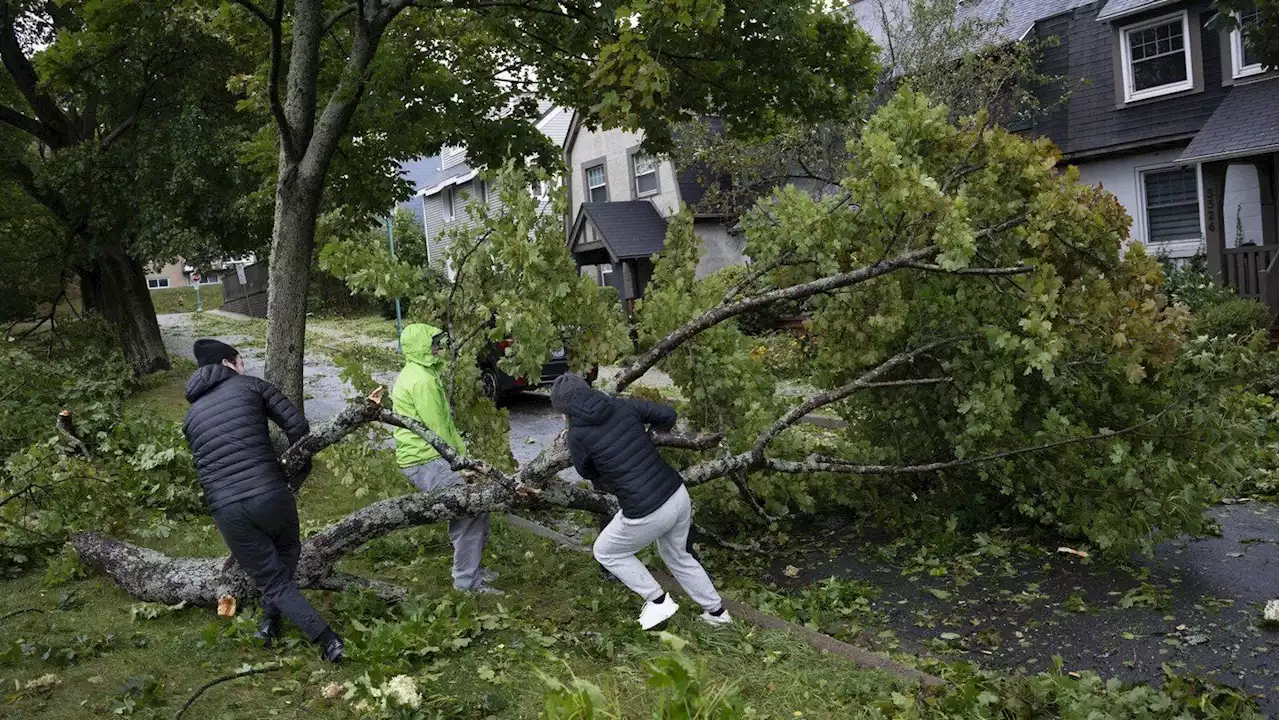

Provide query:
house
left=563, top=113, right=746, bottom=311
left=409, top=103, right=573, bottom=273
left=851, top=0, right=1277, bottom=309
left=146, top=256, right=256, bottom=290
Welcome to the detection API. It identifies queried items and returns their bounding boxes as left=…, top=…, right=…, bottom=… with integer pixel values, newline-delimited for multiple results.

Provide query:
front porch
left=1200, top=153, right=1278, bottom=313
left=1182, top=79, right=1279, bottom=316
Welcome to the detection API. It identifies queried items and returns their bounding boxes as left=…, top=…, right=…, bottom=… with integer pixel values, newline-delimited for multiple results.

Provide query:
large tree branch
left=0, top=9, right=72, bottom=145
left=751, top=338, right=963, bottom=458
left=0, top=103, right=62, bottom=147
left=612, top=245, right=942, bottom=393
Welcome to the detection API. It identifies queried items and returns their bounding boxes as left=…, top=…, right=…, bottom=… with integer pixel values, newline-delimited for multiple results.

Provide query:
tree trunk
left=264, top=171, right=322, bottom=408
left=79, top=237, right=170, bottom=375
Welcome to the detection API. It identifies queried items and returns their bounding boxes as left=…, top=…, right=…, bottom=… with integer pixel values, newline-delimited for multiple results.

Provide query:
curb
left=503, top=513, right=945, bottom=688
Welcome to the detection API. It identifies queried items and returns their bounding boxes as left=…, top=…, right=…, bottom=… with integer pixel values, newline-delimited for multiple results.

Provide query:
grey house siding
left=1033, top=1, right=1230, bottom=159
left=423, top=177, right=510, bottom=268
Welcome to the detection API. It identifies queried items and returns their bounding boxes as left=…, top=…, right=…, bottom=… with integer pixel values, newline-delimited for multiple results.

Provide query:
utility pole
left=387, top=216, right=404, bottom=352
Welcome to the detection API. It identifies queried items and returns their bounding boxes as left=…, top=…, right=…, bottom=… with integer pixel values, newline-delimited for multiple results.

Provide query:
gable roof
left=570, top=202, right=669, bottom=261
left=1178, top=79, right=1280, bottom=163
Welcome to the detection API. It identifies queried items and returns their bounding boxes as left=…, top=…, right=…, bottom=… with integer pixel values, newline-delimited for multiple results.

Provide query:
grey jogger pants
left=402, top=459, right=490, bottom=590
left=211, top=487, right=331, bottom=642
left=593, top=485, right=723, bottom=612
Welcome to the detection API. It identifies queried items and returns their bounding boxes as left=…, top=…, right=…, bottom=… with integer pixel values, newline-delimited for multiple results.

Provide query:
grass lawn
left=151, top=285, right=225, bottom=315
left=0, top=371, right=920, bottom=719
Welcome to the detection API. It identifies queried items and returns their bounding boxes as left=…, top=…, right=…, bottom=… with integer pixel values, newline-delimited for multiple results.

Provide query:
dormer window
left=1119, top=11, right=1194, bottom=102
left=1230, top=10, right=1265, bottom=79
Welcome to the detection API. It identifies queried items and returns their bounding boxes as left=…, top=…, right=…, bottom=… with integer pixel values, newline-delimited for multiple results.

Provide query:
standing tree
left=70, top=92, right=1273, bottom=604
left=0, top=0, right=265, bottom=373
left=220, top=0, right=880, bottom=408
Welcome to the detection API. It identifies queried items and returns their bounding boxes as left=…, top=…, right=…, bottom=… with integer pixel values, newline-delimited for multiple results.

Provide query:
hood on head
left=185, top=363, right=240, bottom=403
left=401, top=323, right=445, bottom=369
left=564, top=388, right=612, bottom=426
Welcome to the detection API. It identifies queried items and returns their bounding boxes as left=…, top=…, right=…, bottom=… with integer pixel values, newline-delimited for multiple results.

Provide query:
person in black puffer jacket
left=552, top=373, right=731, bottom=631
left=182, top=339, right=342, bottom=663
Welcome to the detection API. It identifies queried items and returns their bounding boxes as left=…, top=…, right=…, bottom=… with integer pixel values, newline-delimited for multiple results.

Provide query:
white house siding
left=567, top=126, right=683, bottom=221
left=1071, top=146, right=1262, bottom=260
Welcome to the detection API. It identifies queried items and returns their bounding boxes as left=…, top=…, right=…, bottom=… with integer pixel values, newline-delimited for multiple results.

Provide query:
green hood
left=401, top=323, right=445, bottom=369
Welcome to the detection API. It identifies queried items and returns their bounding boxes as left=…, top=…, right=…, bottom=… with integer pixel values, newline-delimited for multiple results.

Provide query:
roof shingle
left=1179, top=80, right=1279, bottom=163
left=578, top=202, right=669, bottom=260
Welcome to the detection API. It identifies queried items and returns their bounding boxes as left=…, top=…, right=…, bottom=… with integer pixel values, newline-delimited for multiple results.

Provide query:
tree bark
left=78, top=237, right=171, bottom=375
left=264, top=172, right=322, bottom=408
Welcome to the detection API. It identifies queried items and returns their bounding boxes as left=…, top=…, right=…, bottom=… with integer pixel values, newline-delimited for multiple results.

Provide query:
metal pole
left=387, top=216, right=404, bottom=352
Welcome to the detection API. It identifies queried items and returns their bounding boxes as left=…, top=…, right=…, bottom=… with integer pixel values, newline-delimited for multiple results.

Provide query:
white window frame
left=585, top=164, right=608, bottom=203
left=1119, top=11, right=1195, bottom=103
left=632, top=153, right=659, bottom=197
left=442, top=186, right=455, bottom=222
left=1137, top=164, right=1202, bottom=246
left=477, top=179, right=488, bottom=206
left=147, top=277, right=170, bottom=289
left=599, top=262, right=613, bottom=284
left=1230, top=13, right=1265, bottom=79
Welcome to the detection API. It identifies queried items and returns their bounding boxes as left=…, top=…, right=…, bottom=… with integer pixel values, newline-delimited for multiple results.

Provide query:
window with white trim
left=1230, top=10, right=1264, bottom=79
left=1120, top=12, right=1194, bottom=102
left=585, top=164, right=608, bottom=202
left=442, top=186, right=455, bottom=222
left=599, top=262, right=613, bottom=284
left=195, top=274, right=220, bottom=285
left=477, top=180, right=488, bottom=206
left=1141, top=167, right=1201, bottom=244
left=632, top=153, right=658, bottom=196
left=147, top=277, right=170, bottom=289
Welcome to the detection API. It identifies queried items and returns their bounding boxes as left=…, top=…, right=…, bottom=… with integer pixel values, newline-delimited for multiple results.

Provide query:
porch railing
left=1221, top=245, right=1278, bottom=305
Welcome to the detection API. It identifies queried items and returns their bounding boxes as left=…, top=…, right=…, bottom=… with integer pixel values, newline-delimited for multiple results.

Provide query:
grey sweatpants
left=593, top=485, right=723, bottom=612
left=211, top=487, right=330, bottom=642
left=402, top=459, right=490, bottom=590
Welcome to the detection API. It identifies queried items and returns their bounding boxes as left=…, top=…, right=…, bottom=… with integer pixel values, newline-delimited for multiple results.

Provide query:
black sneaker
left=254, top=616, right=281, bottom=647
left=320, top=634, right=344, bottom=663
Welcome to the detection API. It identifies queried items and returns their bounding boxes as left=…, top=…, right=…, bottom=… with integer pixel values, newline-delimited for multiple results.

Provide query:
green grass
left=125, top=356, right=198, bottom=424
left=150, top=285, right=225, bottom=315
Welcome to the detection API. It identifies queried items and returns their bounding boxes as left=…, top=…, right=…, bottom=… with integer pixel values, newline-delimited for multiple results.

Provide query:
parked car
left=479, top=338, right=597, bottom=404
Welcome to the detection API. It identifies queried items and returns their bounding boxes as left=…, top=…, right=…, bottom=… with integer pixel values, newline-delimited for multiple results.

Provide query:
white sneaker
left=638, top=594, right=680, bottom=630
left=700, top=608, right=732, bottom=627
left=480, top=568, right=499, bottom=582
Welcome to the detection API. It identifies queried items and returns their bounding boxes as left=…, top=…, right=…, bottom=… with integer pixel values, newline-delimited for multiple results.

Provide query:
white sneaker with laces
left=638, top=594, right=680, bottom=630
left=700, top=608, right=732, bottom=627
left=480, top=568, right=499, bottom=582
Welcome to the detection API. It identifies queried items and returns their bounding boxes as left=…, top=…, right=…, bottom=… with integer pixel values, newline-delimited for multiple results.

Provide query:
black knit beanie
left=550, top=372, right=592, bottom=415
left=194, top=339, right=239, bottom=367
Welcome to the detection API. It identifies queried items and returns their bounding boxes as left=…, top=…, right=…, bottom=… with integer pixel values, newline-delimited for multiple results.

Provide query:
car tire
left=481, top=367, right=504, bottom=406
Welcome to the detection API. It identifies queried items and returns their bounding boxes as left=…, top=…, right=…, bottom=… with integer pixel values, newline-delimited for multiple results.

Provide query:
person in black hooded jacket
left=182, top=339, right=343, bottom=662
left=551, top=373, right=731, bottom=631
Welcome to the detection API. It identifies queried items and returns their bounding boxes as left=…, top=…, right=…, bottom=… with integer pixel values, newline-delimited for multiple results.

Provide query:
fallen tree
left=69, top=90, right=1275, bottom=607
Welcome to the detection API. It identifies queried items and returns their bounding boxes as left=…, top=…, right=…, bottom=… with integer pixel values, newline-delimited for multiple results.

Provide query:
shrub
left=1192, top=297, right=1272, bottom=339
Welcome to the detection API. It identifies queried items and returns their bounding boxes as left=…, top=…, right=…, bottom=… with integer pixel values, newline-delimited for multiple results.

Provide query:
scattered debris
left=1056, top=547, right=1089, bottom=558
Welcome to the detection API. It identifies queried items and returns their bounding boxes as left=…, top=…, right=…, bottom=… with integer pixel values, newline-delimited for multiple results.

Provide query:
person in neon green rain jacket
left=392, top=323, right=501, bottom=594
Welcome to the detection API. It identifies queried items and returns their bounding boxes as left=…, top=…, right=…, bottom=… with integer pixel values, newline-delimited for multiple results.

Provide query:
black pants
left=211, top=488, right=330, bottom=642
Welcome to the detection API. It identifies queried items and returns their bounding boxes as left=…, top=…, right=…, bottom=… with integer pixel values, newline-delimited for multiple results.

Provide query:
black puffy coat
left=565, top=390, right=683, bottom=519
left=182, top=364, right=310, bottom=512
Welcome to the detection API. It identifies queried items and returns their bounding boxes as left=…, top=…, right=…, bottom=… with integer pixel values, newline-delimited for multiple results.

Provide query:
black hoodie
left=182, top=364, right=310, bottom=512
left=565, top=389, right=683, bottom=519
